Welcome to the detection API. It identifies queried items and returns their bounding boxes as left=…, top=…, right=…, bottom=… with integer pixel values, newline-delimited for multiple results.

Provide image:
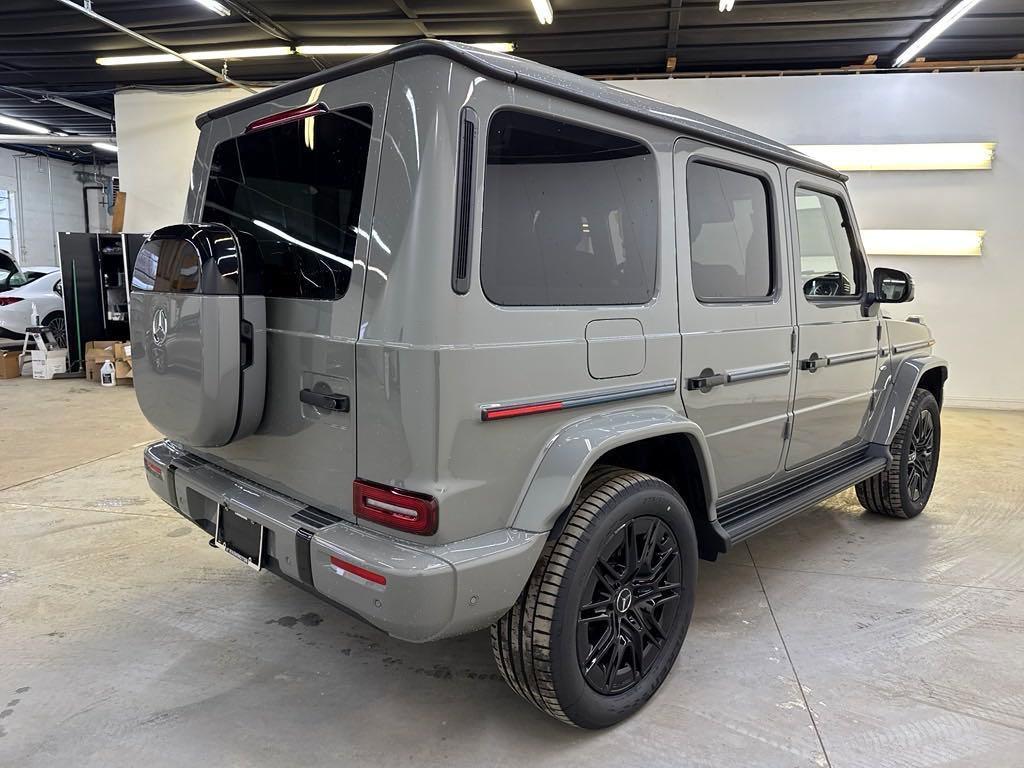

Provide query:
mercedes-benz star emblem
left=615, top=587, right=633, bottom=613
left=152, top=307, right=168, bottom=346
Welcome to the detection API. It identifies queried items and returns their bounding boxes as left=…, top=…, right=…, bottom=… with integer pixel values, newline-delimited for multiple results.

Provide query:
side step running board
left=717, top=450, right=888, bottom=546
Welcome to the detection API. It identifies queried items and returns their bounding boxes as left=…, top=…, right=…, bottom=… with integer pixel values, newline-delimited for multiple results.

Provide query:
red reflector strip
left=480, top=400, right=563, bottom=421
left=245, top=102, right=327, bottom=133
left=144, top=457, right=163, bottom=476
left=329, top=556, right=386, bottom=586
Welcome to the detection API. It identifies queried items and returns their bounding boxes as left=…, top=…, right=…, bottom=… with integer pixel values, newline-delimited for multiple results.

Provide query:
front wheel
left=856, top=387, right=941, bottom=518
left=492, top=467, right=698, bottom=728
left=41, top=311, right=66, bottom=348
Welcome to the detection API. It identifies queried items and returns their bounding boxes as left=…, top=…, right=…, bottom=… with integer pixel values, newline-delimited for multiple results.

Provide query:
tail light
left=0, top=297, right=23, bottom=306
left=246, top=102, right=327, bottom=133
left=353, top=479, right=438, bottom=536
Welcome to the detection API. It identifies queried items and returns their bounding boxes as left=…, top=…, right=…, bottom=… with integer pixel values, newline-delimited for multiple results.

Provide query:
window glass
left=480, top=110, right=657, bottom=306
left=687, top=162, right=772, bottom=300
left=795, top=188, right=860, bottom=297
left=201, top=106, right=372, bottom=300
left=0, top=190, right=14, bottom=255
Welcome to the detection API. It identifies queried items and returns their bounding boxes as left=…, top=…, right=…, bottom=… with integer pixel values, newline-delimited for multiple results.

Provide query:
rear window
left=201, top=105, right=372, bottom=301
left=480, top=110, right=657, bottom=306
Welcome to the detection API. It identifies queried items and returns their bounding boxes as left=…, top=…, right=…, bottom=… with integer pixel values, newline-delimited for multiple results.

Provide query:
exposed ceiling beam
left=219, top=0, right=326, bottom=71
left=0, top=134, right=114, bottom=144
left=393, top=0, right=434, bottom=39
left=666, top=0, right=683, bottom=72
left=53, top=0, right=256, bottom=92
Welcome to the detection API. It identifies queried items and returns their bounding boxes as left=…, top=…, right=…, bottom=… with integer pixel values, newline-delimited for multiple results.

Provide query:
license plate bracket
left=215, top=506, right=265, bottom=571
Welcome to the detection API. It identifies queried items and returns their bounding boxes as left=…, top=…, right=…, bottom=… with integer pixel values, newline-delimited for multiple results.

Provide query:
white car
left=0, top=266, right=66, bottom=346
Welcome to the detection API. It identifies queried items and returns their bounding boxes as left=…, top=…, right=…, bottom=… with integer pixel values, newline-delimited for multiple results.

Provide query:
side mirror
left=872, top=267, right=914, bottom=304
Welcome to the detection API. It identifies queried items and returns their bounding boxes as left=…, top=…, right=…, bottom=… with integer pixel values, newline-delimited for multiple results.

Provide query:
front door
left=785, top=170, right=880, bottom=469
left=675, top=142, right=795, bottom=497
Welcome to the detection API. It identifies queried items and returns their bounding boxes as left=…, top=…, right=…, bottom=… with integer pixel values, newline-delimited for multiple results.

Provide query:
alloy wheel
left=576, top=516, right=682, bottom=695
left=906, top=409, right=936, bottom=502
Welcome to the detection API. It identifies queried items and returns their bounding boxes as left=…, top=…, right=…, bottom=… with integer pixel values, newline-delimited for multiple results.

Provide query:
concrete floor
left=1, top=376, right=1022, bottom=767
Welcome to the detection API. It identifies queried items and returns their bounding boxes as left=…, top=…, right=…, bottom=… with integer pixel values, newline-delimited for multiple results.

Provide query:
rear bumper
left=143, top=441, right=545, bottom=642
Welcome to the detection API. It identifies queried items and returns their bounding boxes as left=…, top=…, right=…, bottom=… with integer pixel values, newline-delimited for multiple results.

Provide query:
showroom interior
left=1, top=0, right=1023, bottom=764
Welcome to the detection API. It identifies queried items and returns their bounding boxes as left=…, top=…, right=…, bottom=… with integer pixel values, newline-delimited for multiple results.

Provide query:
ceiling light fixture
left=91, top=142, right=118, bottom=153
left=0, top=115, right=51, bottom=135
left=194, top=0, right=231, bottom=16
left=96, top=46, right=292, bottom=66
left=296, top=42, right=515, bottom=56
left=860, top=229, right=985, bottom=257
left=893, top=0, right=985, bottom=67
left=793, top=143, right=996, bottom=171
left=531, top=0, right=554, bottom=25
left=719, top=0, right=736, bottom=11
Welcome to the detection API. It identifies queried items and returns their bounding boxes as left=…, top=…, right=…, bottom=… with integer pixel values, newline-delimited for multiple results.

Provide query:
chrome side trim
left=826, top=348, right=879, bottom=366
left=892, top=339, right=936, bottom=354
left=725, top=361, right=792, bottom=384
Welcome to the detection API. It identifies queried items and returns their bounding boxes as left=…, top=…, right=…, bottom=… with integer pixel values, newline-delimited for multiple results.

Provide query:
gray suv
left=130, top=41, right=947, bottom=729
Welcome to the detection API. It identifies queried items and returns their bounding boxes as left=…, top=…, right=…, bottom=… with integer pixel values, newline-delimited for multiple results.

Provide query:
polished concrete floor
left=1, top=376, right=1022, bottom=767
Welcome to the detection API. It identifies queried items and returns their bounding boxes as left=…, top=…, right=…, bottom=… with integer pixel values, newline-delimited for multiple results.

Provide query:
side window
left=201, top=106, right=373, bottom=301
left=794, top=188, right=861, bottom=298
left=687, top=161, right=773, bottom=300
left=480, top=110, right=657, bottom=306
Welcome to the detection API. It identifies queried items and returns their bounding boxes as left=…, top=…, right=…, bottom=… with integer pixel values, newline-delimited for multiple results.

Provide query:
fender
left=871, top=354, right=948, bottom=446
left=511, top=405, right=718, bottom=534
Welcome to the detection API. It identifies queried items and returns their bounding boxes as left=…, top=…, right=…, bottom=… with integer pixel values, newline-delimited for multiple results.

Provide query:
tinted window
left=795, top=188, right=860, bottom=298
left=201, top=106, right=372, bottom=300
left=687, top=162, right=773, bottom=300
left=480, top=111, right=657, bottom=306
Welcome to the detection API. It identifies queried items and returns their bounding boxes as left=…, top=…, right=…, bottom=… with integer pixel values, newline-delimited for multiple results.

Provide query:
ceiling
left=1, top=0, right=1022, bottom=162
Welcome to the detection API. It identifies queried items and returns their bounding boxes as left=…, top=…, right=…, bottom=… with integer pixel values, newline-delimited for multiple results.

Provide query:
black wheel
left=492, top=467, right=698, bottom=728
left=856, top=387, right=941, bottom=519
left=41, top=311, right=66, bottom=348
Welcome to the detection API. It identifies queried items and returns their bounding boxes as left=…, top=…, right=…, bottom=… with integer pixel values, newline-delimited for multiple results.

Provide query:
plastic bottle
left=100, top=359, right=116, bottom=387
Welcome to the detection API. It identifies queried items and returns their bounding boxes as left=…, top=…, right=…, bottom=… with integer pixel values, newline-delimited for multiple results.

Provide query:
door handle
left=299, top=388, right=350, bottom=412
left=686, top=368, right=727, bottom=393
left=799, top=353, right=826, bottom=373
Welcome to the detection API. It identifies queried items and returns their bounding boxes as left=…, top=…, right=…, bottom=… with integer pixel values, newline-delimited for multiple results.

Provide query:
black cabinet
left=58, top=231, right=148, bottom=369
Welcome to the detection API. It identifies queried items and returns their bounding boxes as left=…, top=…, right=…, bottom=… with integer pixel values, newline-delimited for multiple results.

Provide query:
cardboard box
left=115, top=359, right=133, bottom=380
left=113, top=341, right=130, bottom=360
left=84, top=339, right=120, bottom=364
left=31, top=349, right=67, bottom=380
left=0, top=350, right=21, bottom=379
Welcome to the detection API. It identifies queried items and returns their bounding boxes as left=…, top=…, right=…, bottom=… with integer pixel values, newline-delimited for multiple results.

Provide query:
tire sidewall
left=898, top=392, right=940, bottom=515
left=548, top=478, right=698, bottom=729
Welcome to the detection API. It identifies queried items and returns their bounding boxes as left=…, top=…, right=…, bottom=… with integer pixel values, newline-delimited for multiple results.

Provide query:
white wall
left=0, top=148, right=113, bottom=266
left=112, top=72, right=1023, bottom=408
left=114, top=88, right=253, bottom=233
left=617, top=70, right=1023, bottom=409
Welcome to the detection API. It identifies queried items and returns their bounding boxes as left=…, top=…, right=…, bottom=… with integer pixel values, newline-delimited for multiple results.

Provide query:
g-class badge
left=152, top=306, right=168, bottom=346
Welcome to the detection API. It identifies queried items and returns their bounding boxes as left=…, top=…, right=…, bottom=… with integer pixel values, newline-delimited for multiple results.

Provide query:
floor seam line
left=747, top=542, right=834, bottom=768
left=752, top=563, right=1024, bottom=594
left=0, top=446, right=142, bottom=493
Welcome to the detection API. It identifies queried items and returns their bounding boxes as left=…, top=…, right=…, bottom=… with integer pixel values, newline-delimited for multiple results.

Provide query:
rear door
left=675, top=142, right=795, bottom=497
left=785, top=170, right=879, bottom=468
left=194, top=68, right=390, bottom=520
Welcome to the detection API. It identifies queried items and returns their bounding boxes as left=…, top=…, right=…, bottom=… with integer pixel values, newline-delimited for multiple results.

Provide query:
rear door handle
left=686, top=368, right=727, bottom=393
left=299, top=388, right=350, bottom=412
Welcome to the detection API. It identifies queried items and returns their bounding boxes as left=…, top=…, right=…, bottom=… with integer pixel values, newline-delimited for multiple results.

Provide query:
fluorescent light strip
left=91, top=142, right=118, bottom=153
left=861, top=229, right=985, bottom=257
left=194, top=0, right=230, bottom=16
left=96, top=46, right=292, bottom=66
left=793, top=143, right=996, bottom=171
left=894, top=0, right=984, bottom=67
left=532, top=0, right=554, bottom=25
left=296, top=42, right=515, bottom=56
left=0, top=115, right=51, bottom=135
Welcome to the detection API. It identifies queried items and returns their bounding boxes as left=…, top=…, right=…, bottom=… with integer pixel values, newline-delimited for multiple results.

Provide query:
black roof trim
left=196, top=39, right=843, bottom=181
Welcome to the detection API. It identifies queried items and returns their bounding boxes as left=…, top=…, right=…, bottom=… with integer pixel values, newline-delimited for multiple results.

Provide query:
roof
left=197, top=39, right=843, bottom=181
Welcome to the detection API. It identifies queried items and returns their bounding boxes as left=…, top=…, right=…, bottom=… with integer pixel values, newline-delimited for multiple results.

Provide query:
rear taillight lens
left=0, top=297, right=23, bottom=306
left=353, top=479, right=438, bottom=536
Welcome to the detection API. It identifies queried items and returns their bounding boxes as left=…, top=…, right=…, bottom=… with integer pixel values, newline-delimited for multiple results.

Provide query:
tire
left=491, top=467, right=698, bottom=728
left=41, top=311, right=66, bottom=348
left=856, top=387, right=940, bottom=519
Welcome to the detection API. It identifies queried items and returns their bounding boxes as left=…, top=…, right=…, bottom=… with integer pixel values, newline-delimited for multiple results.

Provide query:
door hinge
left=876, top=323, right=882, bottom=341
left=782, top=416, right=792, bottom=440
left=869, top=392, right=876, bottom=411
left=790, top=328, right=797, bottom=353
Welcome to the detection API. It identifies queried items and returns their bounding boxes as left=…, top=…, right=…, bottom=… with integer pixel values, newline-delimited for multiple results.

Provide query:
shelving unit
left=57, top=231, right=148, bottom=371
